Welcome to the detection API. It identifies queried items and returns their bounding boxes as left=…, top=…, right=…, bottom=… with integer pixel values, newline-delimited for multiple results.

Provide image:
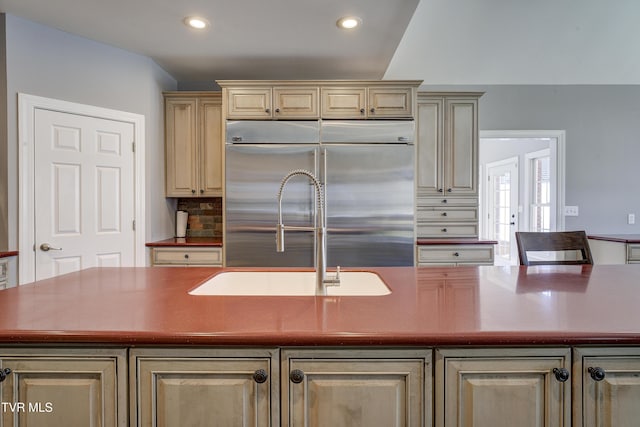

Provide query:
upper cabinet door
left=199, top=97, right=223, bottom=195
left=368, top=87, right=413, bottom=118
left=416, top=98, right=444, bottom=195
left=165, top=98, right=198, bottom=197
left=273, top=87, right=319, bottom=119
left=226, top=88, right=272, bottom=119
left=321, top=87, right=367, bottom=119
left=444, top=97, right=478, bottom=195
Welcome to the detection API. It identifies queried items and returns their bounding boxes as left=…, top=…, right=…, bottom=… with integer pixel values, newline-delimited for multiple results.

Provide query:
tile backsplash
left=176, top=197, right=222, bottom=237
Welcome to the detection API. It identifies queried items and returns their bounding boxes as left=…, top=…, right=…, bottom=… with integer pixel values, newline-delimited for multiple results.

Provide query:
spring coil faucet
left=276, top=169, right=340, bottom=295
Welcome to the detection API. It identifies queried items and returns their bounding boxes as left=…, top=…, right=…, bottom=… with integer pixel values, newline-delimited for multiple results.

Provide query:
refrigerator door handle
left=322, top=148, right=328, bottom=229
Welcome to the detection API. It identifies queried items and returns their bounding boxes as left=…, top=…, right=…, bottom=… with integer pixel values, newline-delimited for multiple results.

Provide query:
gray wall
left=2, top=14, right=178, bottom=254
left=424, top=84, right=640, bottom=234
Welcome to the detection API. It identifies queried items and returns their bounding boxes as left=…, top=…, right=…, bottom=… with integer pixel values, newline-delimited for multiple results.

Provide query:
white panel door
left=486, top=158, right=519, bottom=266
left=34, top=109, right=135, bottom=280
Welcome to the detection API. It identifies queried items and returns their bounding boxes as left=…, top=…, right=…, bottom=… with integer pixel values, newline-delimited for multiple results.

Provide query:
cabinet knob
left=184, top=254, right=189, bottom=259
left=438, top=188, right=443, bottom=193
left=0, top=368, right=12, bottom=383
left=370, top=108, right=375, bottom=113
left=442, top=199, right=448, bottom=204
left=453, top=252, right=460, bottom=257
left=253, top=369, right=268, bottom=384
left=200, top=189, right=204, bottom=194
left=275, top=108, right=280, bottom=113
left=588, top=367, right=606, bottom=381
left=447, top=188, right=452, bottom=192
left=265, top=108, right=270, bottom=113
left=553, top=367, right=570, bottom=382
left=441, top=212, right=447, bottom=216
left=360, top=108, right=365, bottom=114
left=441, top=228, right=447, bottom=232
left=290, top=369, right=305, bottom=384
left=191, top=189, right=196, bottom=194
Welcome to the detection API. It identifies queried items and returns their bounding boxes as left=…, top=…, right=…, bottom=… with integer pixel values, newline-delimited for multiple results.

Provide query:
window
left=530, top=155, right=551, bottom=232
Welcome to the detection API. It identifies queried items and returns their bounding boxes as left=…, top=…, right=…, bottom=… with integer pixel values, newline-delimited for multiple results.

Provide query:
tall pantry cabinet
left=164, top=92, right=223, bottom=197
left=415, top=93, right=494, bottom=266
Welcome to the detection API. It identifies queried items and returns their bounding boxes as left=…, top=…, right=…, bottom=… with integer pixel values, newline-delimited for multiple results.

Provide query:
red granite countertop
left=146, top=237, right=222, bottom=247
left=2, top=265, right=640, bottom=346
left=416, top=239, right=497, bottom=245
left=587, top=234, right=640, bottom=243
left=0, top=251, right=18, bottom=259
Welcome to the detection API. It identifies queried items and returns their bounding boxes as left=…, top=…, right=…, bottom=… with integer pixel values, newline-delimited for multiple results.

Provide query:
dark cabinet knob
left=253, top=369, right=268, bottom=384
left=447, top=188, right=452, bottom=192
left=0, top=368, right=12, bottom=382
left=360, top=108, right=365, bottom=114
left=588, top=367, right=606, bottom=381
left=275, top=108, right=280, bottom=113
left=370, top=108, right=375, bottom=113
left=441, top=228, right=447, bottom=232
left=265, top=108, right=270, bottom=113
left=290, top=369, right=305, bottom=384
left=553, top=367, right=570, bottom=382
left=200, top=189, right=204, bottom=194
left=191, top=189, right=196, bottom=194
left=453, top=252, right=460, bottom=257
left=441, top=212, right=447, bottom=216
left=442, top=199, right=448, bottom=204
left=184, top=254, right=189, bottom=259
left=438, top=188, right=443, bottom=193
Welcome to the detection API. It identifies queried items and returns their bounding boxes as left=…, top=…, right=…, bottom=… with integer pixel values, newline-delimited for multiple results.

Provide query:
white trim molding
left=480, top=130, right=566, bottom=232
left=18, top=93, right=146, bottom=284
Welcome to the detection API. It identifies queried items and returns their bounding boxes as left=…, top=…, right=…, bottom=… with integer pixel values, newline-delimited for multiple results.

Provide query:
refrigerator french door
left=224, top=120, right=414, bottom=267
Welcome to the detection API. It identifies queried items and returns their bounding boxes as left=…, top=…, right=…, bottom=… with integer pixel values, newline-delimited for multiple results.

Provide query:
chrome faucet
left=276, top=169, right=340, bottom=296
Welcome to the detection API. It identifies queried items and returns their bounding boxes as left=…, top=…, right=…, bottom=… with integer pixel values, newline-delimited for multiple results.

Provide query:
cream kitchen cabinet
left=416, top=92, right=483, bottom=246
left=164, top=92, right=223, bottom=197
left=149, top=246, right=222, bottom=266
left=574, top=347, right=640, bottom=427
left=225, top=86, right=319, bottom=119
left=436, top=347, right=571, bottom=427
left=282, top=348, right=432, bottom=427
left=417, top=244, right=494, bottom=266
left=131, top=348, right=278, bottom=427
left=0, top=347, right=127, bottom=427
left=321, top=86, right=414, bottom=119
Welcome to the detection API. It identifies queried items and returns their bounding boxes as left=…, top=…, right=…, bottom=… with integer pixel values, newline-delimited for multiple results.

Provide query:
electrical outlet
left=564, top=206, right=579, bottom=216
left=629, top=213, right=636, bottom=225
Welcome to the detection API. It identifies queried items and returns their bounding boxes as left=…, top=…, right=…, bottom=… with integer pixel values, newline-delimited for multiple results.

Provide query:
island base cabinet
left=574, top=347, right=640, bottom=427
left=131, top=348, right=279, bottom=427
left=436, top=348, right=571, bottom=427
left=282, top=348, right=432, bottom=427
left=0, top=347, right=127, bottom=427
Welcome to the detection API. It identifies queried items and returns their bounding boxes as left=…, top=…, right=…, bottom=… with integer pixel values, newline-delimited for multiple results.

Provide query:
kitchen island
left=1, top=265, right=640, bottom=426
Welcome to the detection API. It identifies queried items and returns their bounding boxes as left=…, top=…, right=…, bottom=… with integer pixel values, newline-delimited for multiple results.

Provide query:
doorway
left=486, top=157, right=519, bottom=266
left=18, top=94, right=146, bottom=284
left=479, top=130, right=566, bottom=265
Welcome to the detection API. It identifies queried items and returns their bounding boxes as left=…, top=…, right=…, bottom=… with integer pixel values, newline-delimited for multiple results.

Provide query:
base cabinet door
left=131, top=348, right=278, bottom=427
left=0, top=347, right=126, bottom=427
left=282, top=348, right=431, bottom=427
left=574, top=347, right=640, bottom=427
left=436, top=348, right=571, bottom=427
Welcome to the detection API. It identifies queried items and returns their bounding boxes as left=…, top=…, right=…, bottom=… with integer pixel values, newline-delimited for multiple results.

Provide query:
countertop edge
left=0, top=251, right=18, bottom=259
left=588, top=234, right=640, bottom=244
left=416, top=239, right=497, bottom=245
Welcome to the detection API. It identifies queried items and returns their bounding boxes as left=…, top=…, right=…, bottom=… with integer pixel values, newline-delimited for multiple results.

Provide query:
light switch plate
left=629, top=213, right=636, bottom=225
left=564, top=206, right=579, bottom=216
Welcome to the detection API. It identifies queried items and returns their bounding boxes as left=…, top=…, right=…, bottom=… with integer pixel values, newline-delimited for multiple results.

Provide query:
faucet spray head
left=276, top=223, right=285, bottom=252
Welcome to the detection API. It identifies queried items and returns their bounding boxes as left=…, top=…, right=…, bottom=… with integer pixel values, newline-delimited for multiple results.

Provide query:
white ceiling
left=1, top=0, right=639, bottom=85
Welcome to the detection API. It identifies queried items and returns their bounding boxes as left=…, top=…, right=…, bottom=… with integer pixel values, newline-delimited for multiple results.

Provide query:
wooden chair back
left=515, top=231, right=593, bottom=266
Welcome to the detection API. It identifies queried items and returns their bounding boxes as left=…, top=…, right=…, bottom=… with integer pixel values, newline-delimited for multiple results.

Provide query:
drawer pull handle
left=0, top=368, right=12, bottom=383
left=253, top=369, right=268, bottom=384
left=441, top=212, right=447, bottom=216
left=441, top=228, right=447, bottom=232
left=442, top=199, right=448, bottom=204
left=588, top=367, right=606, bottom=381
left=290, top=369, right=305, bottom=384
left=553, top=367, right=570, bottom=382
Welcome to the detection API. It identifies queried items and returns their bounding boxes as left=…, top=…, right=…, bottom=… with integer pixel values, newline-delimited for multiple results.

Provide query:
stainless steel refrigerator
left=225, top=120, right=415, bottom=267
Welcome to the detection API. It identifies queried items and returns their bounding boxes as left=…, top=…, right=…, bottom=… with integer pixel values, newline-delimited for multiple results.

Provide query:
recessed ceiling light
left=336, top=16, right=362, bottom=30
left=184, top=16, right=209, bottom=30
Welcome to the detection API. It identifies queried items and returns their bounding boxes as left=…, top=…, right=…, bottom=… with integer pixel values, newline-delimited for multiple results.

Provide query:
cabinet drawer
left=417, top=207, right=478, bottom=222
left=417, top=195, right=478, bottom=207
left=627, top=244, right=640, bottom=262
left=417, top=223, right=478, bottom=238
left=417, top=245, right=494, bottom=264
left=152, top=247, right=222, bottom=266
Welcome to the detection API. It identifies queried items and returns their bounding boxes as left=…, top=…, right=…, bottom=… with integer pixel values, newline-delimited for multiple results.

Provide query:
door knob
left=40, top=243, right=62, bottom=252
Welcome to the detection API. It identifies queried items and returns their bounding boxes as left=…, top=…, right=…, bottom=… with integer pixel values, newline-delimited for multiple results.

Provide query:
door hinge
left=132, top=220, right=136, bottom=231
left=132, top=142, right=135, bottom=153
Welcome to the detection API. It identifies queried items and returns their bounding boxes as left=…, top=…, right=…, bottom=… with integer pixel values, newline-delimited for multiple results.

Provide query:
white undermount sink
left=189, top=271, right=391, bottom=296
